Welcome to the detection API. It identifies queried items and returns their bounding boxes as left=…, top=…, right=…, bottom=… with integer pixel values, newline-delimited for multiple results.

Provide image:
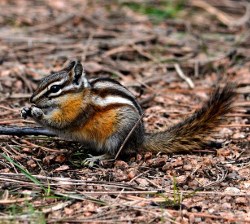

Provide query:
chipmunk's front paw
left=30, top=106, right=44, bottom=119
left=20, top=107, right=32, bottom=119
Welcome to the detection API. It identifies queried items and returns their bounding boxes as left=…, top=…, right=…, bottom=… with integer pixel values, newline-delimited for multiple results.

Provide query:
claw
left=20, top=107, right=32, bottom=119
left=30, top=106, right=43, bottom=119
left=82, top=154, right=111, bottom=167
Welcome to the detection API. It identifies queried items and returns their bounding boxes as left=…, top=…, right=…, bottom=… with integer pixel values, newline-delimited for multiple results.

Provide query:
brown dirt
left=0, top=1, right=249, bottom=223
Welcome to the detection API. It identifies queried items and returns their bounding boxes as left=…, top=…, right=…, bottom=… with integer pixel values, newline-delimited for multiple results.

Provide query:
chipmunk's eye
left=50, top=85, right=61, bottom=93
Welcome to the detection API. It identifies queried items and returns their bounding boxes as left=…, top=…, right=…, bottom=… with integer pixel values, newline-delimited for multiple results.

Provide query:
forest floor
left=0, top=0, right=249, bottom=223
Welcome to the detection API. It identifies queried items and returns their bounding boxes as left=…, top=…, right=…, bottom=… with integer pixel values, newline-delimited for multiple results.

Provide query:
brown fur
left=50, top=92, right=85, bottom=125
left=143, top=83, right=236, bottom=153
left=26, top=59, right=237, bottom=156
left=72, top=107, right=118, bottom=144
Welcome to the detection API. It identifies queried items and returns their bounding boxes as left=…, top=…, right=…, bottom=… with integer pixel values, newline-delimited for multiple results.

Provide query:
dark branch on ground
left=0, top=126, right=56, bottom=136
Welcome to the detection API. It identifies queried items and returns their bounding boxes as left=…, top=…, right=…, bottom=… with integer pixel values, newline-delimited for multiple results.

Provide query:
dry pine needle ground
left=0, top=0, right=249, bottom=223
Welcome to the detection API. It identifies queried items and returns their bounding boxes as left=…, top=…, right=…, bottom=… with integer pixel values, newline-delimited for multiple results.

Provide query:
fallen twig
left=114, top=113, right=144, bottom=160
left=174, top=63, right=194, bottom=89
left=191, top=0, right=250, bottom=27
left=0, top=126, right=55, bottom=136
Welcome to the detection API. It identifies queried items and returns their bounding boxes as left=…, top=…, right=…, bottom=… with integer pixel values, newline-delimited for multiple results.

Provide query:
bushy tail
left=143, top=83, right=237, bottom=153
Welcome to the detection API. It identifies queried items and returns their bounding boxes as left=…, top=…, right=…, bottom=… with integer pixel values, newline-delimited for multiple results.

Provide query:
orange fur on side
left=51, top=92, right=85, bottom=125
left=72, top=108, right=118, bottom=144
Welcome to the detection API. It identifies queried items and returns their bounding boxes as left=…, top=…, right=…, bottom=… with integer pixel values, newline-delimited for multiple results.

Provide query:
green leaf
left=1, top=153, right=47, bottom=192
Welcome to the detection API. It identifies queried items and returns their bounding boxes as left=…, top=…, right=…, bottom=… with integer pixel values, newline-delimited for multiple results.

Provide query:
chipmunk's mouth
left=31, top=100, right=58, bottom=109
left=31, top=105, right=57, bottom=115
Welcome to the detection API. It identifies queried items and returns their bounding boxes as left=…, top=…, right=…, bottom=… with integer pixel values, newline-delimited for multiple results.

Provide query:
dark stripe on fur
left=91, top=87, right=142, bottom=115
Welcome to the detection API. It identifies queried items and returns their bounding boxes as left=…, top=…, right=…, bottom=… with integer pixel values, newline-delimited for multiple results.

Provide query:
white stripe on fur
left=93, top=95, right=135, bottom=109
left=32, top=79, right=66, bottom=101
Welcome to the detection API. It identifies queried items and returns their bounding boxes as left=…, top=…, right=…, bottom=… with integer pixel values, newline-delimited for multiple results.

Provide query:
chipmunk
left=21, top=60, right=236, bottom=162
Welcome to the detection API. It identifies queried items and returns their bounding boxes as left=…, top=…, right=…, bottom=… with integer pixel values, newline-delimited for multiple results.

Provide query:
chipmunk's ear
left=64, top=60, right=89, bottom=87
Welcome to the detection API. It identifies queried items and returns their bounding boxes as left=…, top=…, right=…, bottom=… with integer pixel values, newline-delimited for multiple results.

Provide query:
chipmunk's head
left=30, top=60, right=90, bottom=108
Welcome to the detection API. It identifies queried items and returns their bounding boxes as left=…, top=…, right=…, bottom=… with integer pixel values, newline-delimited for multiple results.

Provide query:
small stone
left=189, top=213, right=195, bottom=223
left=227, top=171, right=239, bottom=180
left=183, top=164, right=192, bottom=171
left=144, top=152, right=152, bottom=160
left=176, top=175, right=186, bottom=184
left=235, top=197, right=248, bottom=204
left=136, top=154, right=142, bottom=161
left=195, top=218, right=202, bottom=222
left=64, top=207, right=74, bottom=215
left=220, top=128, right=233, bottom=136
left=243, top=180, right=250, bottom=189
left=27, top=159, right=36, bottom=168
left=43, top=155, right=55, bottom=164
left=221, top=202, right=231, bottom=209
left=172, top=157, right=183, bottom=167
left=135, top=178, right=149, bottom=187
left=22, top=147, right=31, bottom=152
left=151, top=157, right=167, bottom=167
left=55, top=155, right=66, bottom=163
left=146, top=159, right=153, bottom=166
left=203, top=157, right=213, bottom=166
left=54, top=165, right=69, bottom=172
left=162, top=163, right=171, bottom=171
left=208, top=208, right=215, bottom=214
left=127, top=169, right=137, bottom=180
left=14, top=80, right=23, bottom=90
left=232, top=132, right=245, bottom=139
left=114, top=160, right=128, bottom=169
left=217, top=148, right=231, bottom=157
left=115, top=169, right=127, bottom=181
left=224, top=187, right=240, bottom=194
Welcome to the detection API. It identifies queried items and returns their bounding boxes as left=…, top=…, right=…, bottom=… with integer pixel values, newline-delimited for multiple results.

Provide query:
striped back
left=90, top=78, right=142, bottom=115
left=30, top=60, right=142, bottom=116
